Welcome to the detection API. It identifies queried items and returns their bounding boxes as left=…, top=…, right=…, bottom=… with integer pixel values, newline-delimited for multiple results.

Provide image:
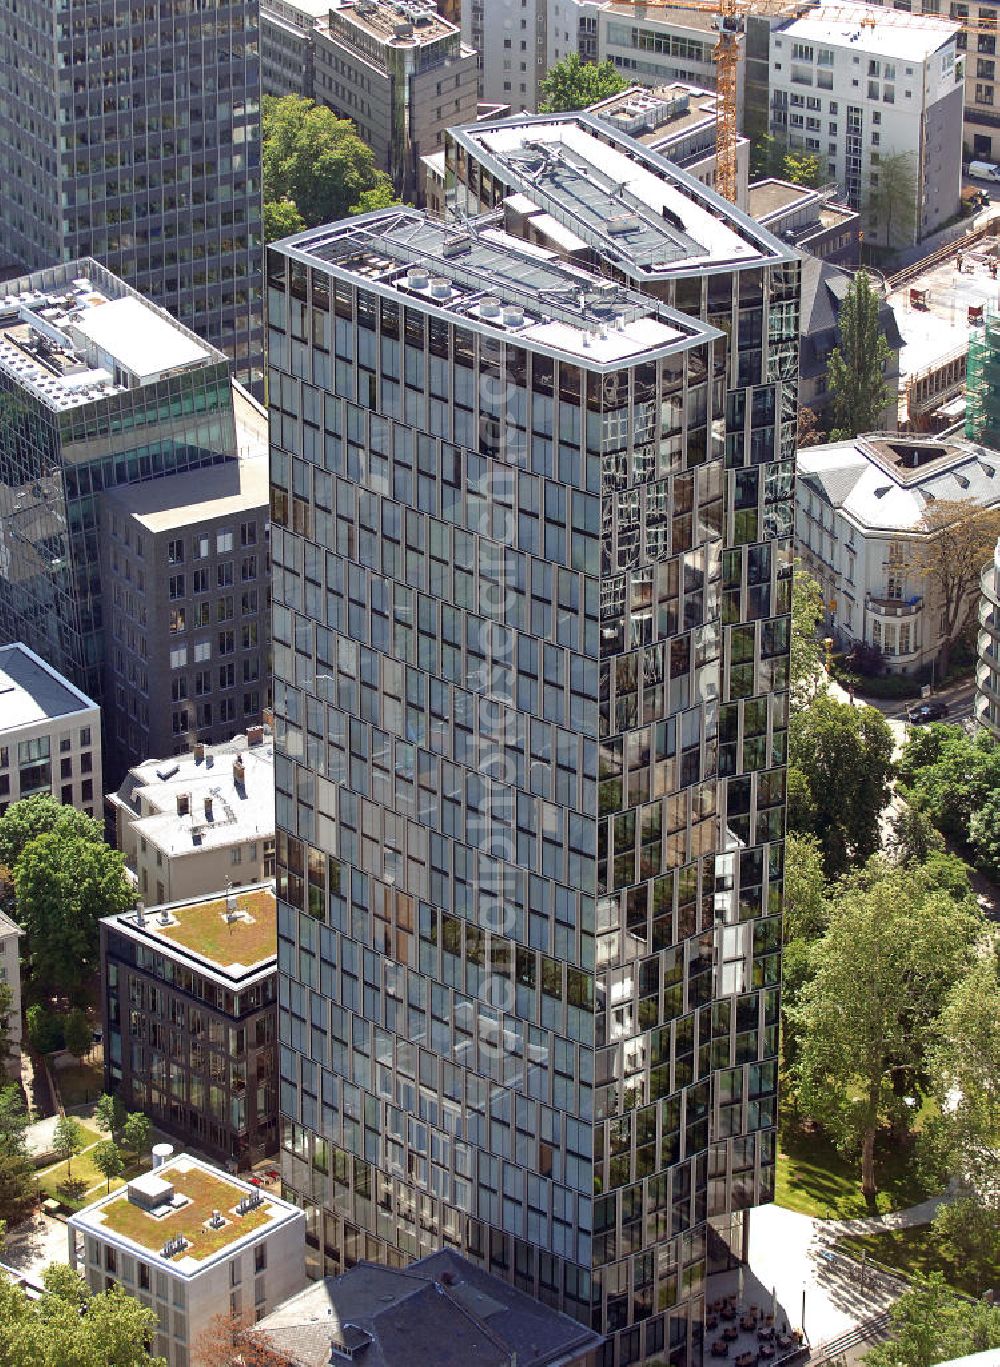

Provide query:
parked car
left=908, top=700, right=950, bottom=724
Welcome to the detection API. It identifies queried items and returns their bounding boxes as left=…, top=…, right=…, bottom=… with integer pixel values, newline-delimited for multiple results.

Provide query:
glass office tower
left=0, top=0, right=263, bottom=386
left=270, top=140, right=798, bottom=1367
left=0, top=258, right=238, bottom=702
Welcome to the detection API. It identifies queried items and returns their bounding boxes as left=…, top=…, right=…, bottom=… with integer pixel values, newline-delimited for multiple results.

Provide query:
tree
left=96, top=1092, right=127, bottom=1144
left=25, top=1004, right=61, bottom=1056
left=53, top=1115, right=85, bottom=1178
left=0, top=795, right=105, bottom=872
left=92, top=1140, right=125, bottom=1194
left=969, top=787, right=1000, bottom=878
left=899, top=725, right=1000, bottom=844
left=782, top=833, right=828, bottom=945
left=0, top=1271, right=166, bottom=1366
left=887, top=802, right=945, bottom=865
left=14, top=831, right=133, bottom=997
left=122, top=1111, right=152, bottom=1160
left=925, top=951, right=1000, bottom=1213
left=865, top=150, right=917, bottom=249
left=262, top=95, right=396, bottom=230
left=63, top=1009, right=91, bottom=1062
left=793, top=857, right=981, bottom=1205
left=0, top=981, right=14, bottom=1071
left=915, top=498, right=1000, bottom=674
left=0, top=1084, right=35, bottom=1226
left=826, top=269, right=892, bottom=439
left=782, top=149, right=821, bottom=187
left=797, top=405, right=824, bottom=448
left=538, top=53, right=627, bottom=112
left=262, top=197, right=306, bottom=246
left=195, top=1311, right=289, bottom=1367
left=866, top=1274, right=1000, bottom=1367
left=788, top=696, right=895, bottom=877
left=790, top=564, right=827, bottom=708
left=930, top=1198, right=1000, bottom=1295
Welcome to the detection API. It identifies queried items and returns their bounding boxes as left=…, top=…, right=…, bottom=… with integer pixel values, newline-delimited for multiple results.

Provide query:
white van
left=969, top=160, right=1000, bottom=182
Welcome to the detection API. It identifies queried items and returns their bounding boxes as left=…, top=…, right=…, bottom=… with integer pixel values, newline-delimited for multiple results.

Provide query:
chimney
left=247, top=725, right=264, bottom=747
left=177, top=792, right=190, bottom=816
left=204, top=795, right=214, bottom=821
left=233, top=755, right=246, bottom=787
left=193, top=741, right=205, bottom=762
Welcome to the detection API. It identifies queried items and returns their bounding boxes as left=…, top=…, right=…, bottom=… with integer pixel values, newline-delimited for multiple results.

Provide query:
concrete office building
left=976, top=537, right=1000, bottom=737
left=102, top=885, right=278, bottom=1167
left=260, top=0, right=479, bottom=203
left=0, top=0, right=262, bottom=386
left=796, top=433, right=1000, bottom=672
left=108, top=730, right=275, bottom=906
left=768, top=3, right=963, bottom=245
left=598, top=3, right=743, bottom=110
left=588, top=83, right=750, bottom=209
left=69, top=1153, right=305, bottom=1367
left=100, top=424, right=270, bottom=780
left=269, top=105, right=798, bottom=1364
left=0, top=260, right=242, bottom=708
left=0, top=642, right=102, bottom=818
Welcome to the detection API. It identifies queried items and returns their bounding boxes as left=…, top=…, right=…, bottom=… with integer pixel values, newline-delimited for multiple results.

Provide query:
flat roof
left=277, top=208, right=721, bottom=367
left=327, top=0, right=458, bottom=46
left=0, top=260, right=225, bottom=412
left=68, top=297, right=209, bottom=383
left=0, top=642, right=98, bottom=732
left=105, top=885, right=275, bottom=982
left=775, top=3, right=958, bottom=60
left=603, top=2, right=722, bottom=35
left=888, top=241, right=1000, bottom=380
left=71, top=1154, right=302, bottom=1275
left=102, top=450, right=268, bottom=533
left=449, top=112, right=792, bottom=279
left=110, top=734, right=274, bottom=859
left=589, top=82, right=722, bottom=149
left=748, top=179, right=816, bottom=220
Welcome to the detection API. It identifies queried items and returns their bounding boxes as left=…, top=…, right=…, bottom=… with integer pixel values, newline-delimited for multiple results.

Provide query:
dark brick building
left=102, top=883, right=277, bottom=1169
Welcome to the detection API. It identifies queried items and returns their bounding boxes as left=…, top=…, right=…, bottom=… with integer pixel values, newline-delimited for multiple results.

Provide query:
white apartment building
left=107, top=731, right=275, bottom=904
left=0, top=643, right=102, bottom=819
left=0, top=912, right=23, bottom=1077
left=797, top=434, right=1000, bottom=672
left=769, top=4, right=963, bottom=244
left=462, top=0, right=581, bottom=114
left=69, top=1151, right=305, bottom=1367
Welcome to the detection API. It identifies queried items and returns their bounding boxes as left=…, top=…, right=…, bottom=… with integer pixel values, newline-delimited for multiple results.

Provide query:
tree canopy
left=262, top=95, right=397, bottom=234
left=915, top=498, right=1000, bottom=673
left=793, top=857, right=982, bottom=1204
left=827, top=269, right=892, bottom=440
left=0, top=1084, right=35, bottom=1227
left=865, top=150, right=917, bottom=249
left=538, top=53, right=627, bottom=111
left=788, top=695, right=895, bottom=877
left=866, top=1274, right=1000, bottom=1367
left=14, top=832, right=132, bottom=996
left=0, top=796, right=105, bottom=873
left=0, top=1269, right=165, bottom=1367
left=790, top=564, right=827, bottom=708
left=897, top=724, right=1000, bottom=880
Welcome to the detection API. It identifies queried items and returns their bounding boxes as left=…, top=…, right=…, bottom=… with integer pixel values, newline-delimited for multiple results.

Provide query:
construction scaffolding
left=965, top=311, right=1000, bottom=449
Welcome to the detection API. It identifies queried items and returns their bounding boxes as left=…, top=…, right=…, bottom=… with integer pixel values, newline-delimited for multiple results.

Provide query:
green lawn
left=55, top=1060, right=104, bottom=1110
left=36, top=1127, right=143, bottom=1212
left=837, top=1228, right=986, bottom=1298
left=777, top=1122, right=936, bottom=1219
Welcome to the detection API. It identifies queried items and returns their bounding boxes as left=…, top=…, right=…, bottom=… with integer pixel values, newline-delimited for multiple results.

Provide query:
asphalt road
left=855, top=675, right=977, bottom=725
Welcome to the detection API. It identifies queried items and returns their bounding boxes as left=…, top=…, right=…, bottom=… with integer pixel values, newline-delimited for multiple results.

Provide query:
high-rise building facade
left=270, top=121, right=798, bottom=1367
left=0, top=0, right=262, bottom=385
left=0, top=259, right=238, bottom=705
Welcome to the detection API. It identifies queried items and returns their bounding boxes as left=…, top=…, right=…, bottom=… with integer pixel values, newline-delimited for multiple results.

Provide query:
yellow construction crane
left=611, top=1, right=977, bottom=205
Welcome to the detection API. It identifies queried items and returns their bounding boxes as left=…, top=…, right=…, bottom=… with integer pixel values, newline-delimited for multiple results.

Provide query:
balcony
left=865, top=593, right=923, bottom=617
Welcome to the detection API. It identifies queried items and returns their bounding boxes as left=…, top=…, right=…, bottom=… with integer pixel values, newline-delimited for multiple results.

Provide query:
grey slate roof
left=247, top=1250, right=603, bottom=1367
